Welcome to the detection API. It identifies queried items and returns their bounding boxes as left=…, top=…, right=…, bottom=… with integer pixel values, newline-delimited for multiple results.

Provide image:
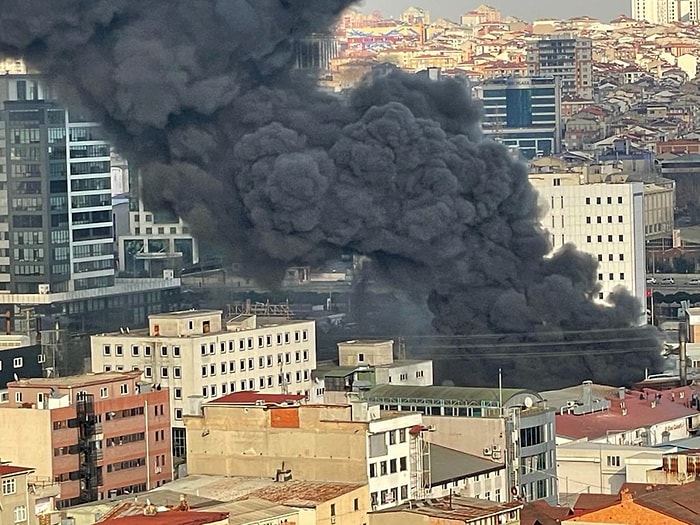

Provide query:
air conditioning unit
left=38, top=284, right=50, bottom=295
left=426, top=425, right=436, bottom=432
left=483, top=447, right=492, bottom=456
left=163, top=269, right=174, bottom=279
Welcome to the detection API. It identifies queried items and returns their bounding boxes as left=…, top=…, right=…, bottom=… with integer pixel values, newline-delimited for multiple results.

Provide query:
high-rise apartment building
left=0, top=74, right=113, bottom=294
left=90, top=310, right=317, bottom=458
left=632, top=0, right=699, bottom=23
left=526, top=35, right=593, bottom=99
left=0, top=371, right=172, bottom=509
left=529, top=170, right=646, bottom=306
left=478, top=76, right=561, bottom=159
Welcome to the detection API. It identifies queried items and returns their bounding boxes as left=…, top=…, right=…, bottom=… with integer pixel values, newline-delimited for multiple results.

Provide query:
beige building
left=90, top=310, right=316, bottom=457
left=184, top=392, right=425, bottom=511
left=0, top=464, right=37, bottom=525
left=643, top=178, right=675, bottom=239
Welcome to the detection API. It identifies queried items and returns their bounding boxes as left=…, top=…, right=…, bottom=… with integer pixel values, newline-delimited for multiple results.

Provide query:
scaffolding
left=226, top=300, right=294, bottom=319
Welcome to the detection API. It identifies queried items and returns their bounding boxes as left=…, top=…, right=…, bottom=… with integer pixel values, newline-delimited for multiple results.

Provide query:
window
left=585, top=197, right=590, bottom=205
left=353, top=498, right=359, bottom=511
left=160, top=346, right=168, bottom=357
left=618, top=216, right=623, bottom=223
left=609, top=273, right=614, bottom=280
left=144, top=346, right=152, bottom=356
left=209, top=343, right=215, bottom=355
left=211, top=385, right=217, bottom=397
left=161, top=367, right=169, bottom=378
left=144, top=366, right=152, bottom=378
left=607, top=197, right=612, bottom=204
left=173, top=346, right=180, bottom=357
left=173, top=367, right=181, bottom=378
left=174, top=388, right=182, bottom=399
left=596, top=197, right=601, bottom=204
left=3, top=478, right=16, bottom=494
left=618, top=196, right=623, bottom=204
left=620, top=273, right=625, bottom=280
left=597, top=235, right=602, bottom=242
left=202, top=386, right=208, bottom=398
left=103, top=345, right=111, bottom=356
left=201, top=365, right=208, bottom=377
left=201, top=345, right=207, bottom=356
left=586, top=217, right=591, bottom=224
left=606, top=455, right=621, bottom=467
left=100, top=387, right=108, bottom=399
left=229, top=361, right=235, bottom=373
left=210, top=363, right=216, bottom=376
left=597, top=254, right=602, bottom=262
left=389, top=431, right=396, bottom=445
left=380, top=461, right=387, bottom=475
left=400, top=456, right=407, bottom=471
left=120, top=384, right=128, bottom=395
left=131, top=345, right=139, bottom=357
left=586, top=235, right=591, bottom=242
left=174, top=409, right=183, bottom=420
left=115, top=345, right=123, bottom=356
left=619, top=235, right=624, bottom=242
left=13, top=357, right=22, bottom=368
left=619, top=254, right=624, bottom=261
left=390, top=459, right=397, bottom=473
left=608, top=254, right=613, bottom=261
left=240, top=359, right=245, bottom=371
left=13, top=505, right=27, bottom=523
left=596, top=217, right=601, bottom=224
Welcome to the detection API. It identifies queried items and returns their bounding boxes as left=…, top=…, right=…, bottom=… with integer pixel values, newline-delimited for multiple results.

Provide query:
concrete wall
left=423, top=415, right=507, bottom=459
left=185, top=405, right=368, bottom=482
left=0, top=471, right=37, bottom=525
left=315, top=485, right=369, bottom=525
left=0, top=408, right=52, bottom=478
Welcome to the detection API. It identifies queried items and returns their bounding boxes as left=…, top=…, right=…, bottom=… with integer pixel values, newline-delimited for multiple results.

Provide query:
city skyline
left=357, top=0, right=630, bottom=22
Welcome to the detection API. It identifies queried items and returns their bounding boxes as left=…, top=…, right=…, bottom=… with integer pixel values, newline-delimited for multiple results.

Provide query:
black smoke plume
left=0, top=0, right=662, bottom=387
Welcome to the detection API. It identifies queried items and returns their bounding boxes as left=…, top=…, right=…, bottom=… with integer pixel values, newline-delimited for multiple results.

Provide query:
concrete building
left=632, top=0, right=700, bottom=23
left=364, top=385, right=558, bottom=505
left=311, top=339, right=433, bottom=404
left=526, top=35, right=593, bottom=99
left=478, top=76, right=562, bottom=159
left=0, top=371, right=172, bottom=508
left=367, top=495, right=522, bottom=525
left=0, top=333, right=44, bottom=394
left=555, top=442, right=664, bottom=496
left=90, top=310, right=317, bottom=458
left=184, top=392, right=426, bottom=511
left=550, top=383, right=700, bottom=446
left=427, top=444, right=507, bottom=501
left=118, top=170, right=198, bottom=276
left=529, top=170, right=646, bottom=304
left=0, top=464, right=40, bottom=525
left=643, top=177, right=675, bottom=239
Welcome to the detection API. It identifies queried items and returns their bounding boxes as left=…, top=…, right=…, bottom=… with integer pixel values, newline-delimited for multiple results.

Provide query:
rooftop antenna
left=498, top=368, right=503, bottom=409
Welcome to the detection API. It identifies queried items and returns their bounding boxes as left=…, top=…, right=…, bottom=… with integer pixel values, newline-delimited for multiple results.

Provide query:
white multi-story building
left=90, top=309, right=316, bottom=457
left=529, top=170, right=645, bottom=305
left=632, top=0, right=699, bottom=23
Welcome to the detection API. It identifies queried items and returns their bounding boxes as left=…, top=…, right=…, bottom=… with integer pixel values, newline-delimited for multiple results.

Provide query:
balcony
left=28, top=476, right=61, bottom=499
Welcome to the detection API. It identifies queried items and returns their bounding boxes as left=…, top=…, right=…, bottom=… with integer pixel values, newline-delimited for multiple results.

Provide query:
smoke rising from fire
left=0, top=0, right=662, bottom=386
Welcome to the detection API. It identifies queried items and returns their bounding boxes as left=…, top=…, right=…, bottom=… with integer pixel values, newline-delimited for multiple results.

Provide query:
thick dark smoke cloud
left=0, top=0, right=662, bottom=387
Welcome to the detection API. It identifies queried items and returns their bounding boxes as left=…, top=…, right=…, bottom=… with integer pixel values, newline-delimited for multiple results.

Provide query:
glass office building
left=479, top=76, right=561, bottom=159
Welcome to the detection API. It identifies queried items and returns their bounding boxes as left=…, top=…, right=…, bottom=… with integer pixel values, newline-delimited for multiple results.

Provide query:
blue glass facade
left=480, top=77, right=561, bottom=159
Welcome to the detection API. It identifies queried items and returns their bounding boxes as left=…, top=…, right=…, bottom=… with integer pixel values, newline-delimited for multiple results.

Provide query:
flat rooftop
left=372, top=495, right=521, bottom=521
left=150, top=309, right=222, bottom=319
left=10, top=370, right=141, bottom=388
left=366, top=384, right=535, bottom=406
left=429, top=444, right=503, bottom=485
left=244, top=480, right=365, bottom=507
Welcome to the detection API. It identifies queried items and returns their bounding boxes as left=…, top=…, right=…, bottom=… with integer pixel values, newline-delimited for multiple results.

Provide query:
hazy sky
left=356, top=0, right=630, bottom=23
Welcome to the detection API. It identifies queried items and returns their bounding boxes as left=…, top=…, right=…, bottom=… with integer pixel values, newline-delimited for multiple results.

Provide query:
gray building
left=364, top=384, right=558, bottom=505
left=526, top=34, right=593, bottom=99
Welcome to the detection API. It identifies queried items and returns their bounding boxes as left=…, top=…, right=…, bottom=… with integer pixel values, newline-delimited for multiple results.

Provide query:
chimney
left=4, top=310, right=10, bottom=335
left=582, top=380, right=593, bottom=406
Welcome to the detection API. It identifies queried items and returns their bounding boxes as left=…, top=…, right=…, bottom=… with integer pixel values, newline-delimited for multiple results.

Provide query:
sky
left=356, top=0, right=630, bottom=23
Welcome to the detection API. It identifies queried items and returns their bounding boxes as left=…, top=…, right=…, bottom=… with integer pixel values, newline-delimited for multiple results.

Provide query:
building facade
left=0, top=371, right=171, bottom=508
left=478, top=76, right=562, bottom=159
left=364, top=385, right=558, bottom=505
left=184, top=393, right=425, bottom=511
left=529, top=171, right=646, bottom=304
left=632, top=0, right=700, bottom=23
left=0, top=464, right=38, bottom=525
left=0, top=74, right=114, bottom=295
left=90, top=310, right=317, bottom=458
left=526, top=35, right=593, bottom=99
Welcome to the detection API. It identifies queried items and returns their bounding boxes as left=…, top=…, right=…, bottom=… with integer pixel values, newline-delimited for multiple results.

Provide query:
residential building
left=529, top=170, right=646, bottom=304
left=526, top=35, right=593, bottom=99
left=364, top=384, right=558, bottom=504
left=90, top=310, right=317, bottom=458
left=367, top=495, right=522, bottom=525
left=566, top=481, right=700, bottom=523
left=478, top=76, right=562, bottom=159
left=632, top=0, right=700, bottom=23
left=0, top=333, right=44, bottom=393
left=243, top=480, right=369, bottom=525
left=311, top=339, right=433, bottom=404
left=98, top=509, right=229, bottom=525
left=184, top=392, right=425, bottom=511
left=0, top=371, right=172, bottom=508
left=0, top=464, right=38, bottom=525
left=643, top=177, right=675, bottom=239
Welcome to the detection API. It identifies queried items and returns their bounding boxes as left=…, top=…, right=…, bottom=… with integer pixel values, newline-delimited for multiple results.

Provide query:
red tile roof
left=556, top=389, right=697, bottom=441
left=99, top=511, right=228, bottom=525
left=208, top=392, right=305, bottom=405
left=0, top=465, right=34, bottom=477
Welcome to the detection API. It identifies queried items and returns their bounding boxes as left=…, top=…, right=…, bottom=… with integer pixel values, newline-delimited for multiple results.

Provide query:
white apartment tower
left=632, top=0, right=699, bottom=23
left=529, top=171, right=646, bottom=306
left=90, top=309, right=317, bottom=458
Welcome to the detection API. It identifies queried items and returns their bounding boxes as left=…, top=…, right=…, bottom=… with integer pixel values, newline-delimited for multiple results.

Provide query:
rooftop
left=555, top=388, right=698, bottom=441
left=242, top=480, right=365, bottom=507
left=372, top=495, right=522, bottom=522
left=207, top=392, right=306, bottom=406
left=10, top=370, right=141, bottom=389
left=149, top=310, right=222, bottom=319
left=429, top=444, right=503, bottom=485
left=0, top=464, right=34, bottom=477
left=366, top=384, right=540, bottom=408
left=98, top=511, right=228, bottom=525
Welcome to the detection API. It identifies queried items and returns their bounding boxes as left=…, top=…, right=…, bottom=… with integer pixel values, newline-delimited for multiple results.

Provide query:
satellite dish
left=523, top=396, right=533, bottom=408
left=13, top=373, right=18, bottom=382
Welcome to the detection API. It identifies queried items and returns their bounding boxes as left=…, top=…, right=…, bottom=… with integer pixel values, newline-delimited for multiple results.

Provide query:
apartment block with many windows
left=0, top=371, right=171, bottom=508
left=90, top=310, right=317, bottom=458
